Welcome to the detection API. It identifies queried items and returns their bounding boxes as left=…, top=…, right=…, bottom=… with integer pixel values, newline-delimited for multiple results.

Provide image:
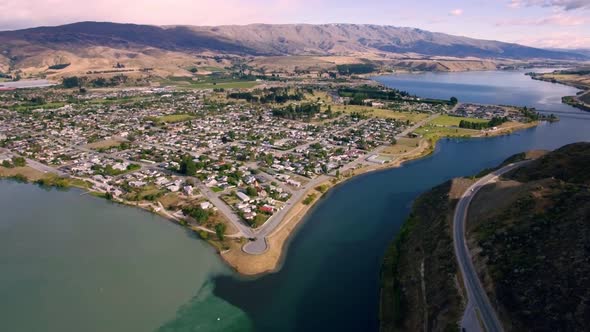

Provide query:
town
left=0, top=79, right=542, bottom=254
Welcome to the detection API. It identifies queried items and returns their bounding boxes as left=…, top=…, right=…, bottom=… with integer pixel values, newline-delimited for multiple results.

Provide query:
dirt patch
left=0, top=166, right=48, bottom=181
left=85, top=138, right=125, bottom=149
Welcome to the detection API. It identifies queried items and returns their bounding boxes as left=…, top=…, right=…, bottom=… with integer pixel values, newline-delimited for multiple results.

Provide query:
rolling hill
left=0, top=22, right=586, bottom=77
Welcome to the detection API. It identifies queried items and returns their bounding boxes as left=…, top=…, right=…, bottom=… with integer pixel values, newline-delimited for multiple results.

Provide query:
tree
left=179, top=155, right=197, bottom=176
left=62, top=76, right=81, bottom=88
left=12, top=157, right=26, bottom=167
left=182, top=206, right=210, bottom=224
left=246, top=186, right=258, bottom=197
left=450, top=96, right=458, bottom=105
left=215, top=223, right=227, bottom=241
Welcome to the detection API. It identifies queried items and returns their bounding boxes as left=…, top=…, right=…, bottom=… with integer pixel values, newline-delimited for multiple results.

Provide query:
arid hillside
left=0, top=22, right=586, bottom=78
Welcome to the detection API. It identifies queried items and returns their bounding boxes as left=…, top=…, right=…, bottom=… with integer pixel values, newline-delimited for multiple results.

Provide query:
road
left=395, top=112, right=441, bottom=139
left=243, top=113, right=444, bottom=254
left=193, top=180, right=254, bottom=238
left=454, top=160, right=530, bottom=332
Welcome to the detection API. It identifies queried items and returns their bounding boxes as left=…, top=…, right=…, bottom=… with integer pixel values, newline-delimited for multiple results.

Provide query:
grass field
left=80, top=96, right=149, bottom=106
left=10, top=102, right=65, bottom=112
left=85, top=139, right=125, bottom=149
left=381, top=137, right=422, bottom=155
left=188, top=81, right=259, bottom=89
left=415, top=125, right=479, bottom=141
left=0, top=166, right=47, bottom=181
left=162, top=76, right=259, bottom=90
left=333, top=104, right=430, bottom=122
left=156, top=114, right=195, bottom=123
left=428, top=115, right=487, bottom=126
left=199, top=66, right=227, bottom=73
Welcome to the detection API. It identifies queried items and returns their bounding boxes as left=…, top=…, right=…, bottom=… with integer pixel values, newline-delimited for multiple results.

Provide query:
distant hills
left=0, top=22, right=587, bottom=77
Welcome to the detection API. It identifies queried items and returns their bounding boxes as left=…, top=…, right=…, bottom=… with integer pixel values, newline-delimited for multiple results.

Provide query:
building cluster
left=0, top=86, right=413, bottom=229
left=450, top=103, right=524, bottom=121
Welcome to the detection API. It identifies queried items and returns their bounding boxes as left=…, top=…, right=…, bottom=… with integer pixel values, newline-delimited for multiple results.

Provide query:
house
left=205, top=179, right=218, bottom=187
left=200, top=201, right=212, bottom=210
left=183, top=185, right=194, bottom=196
left=244, top=212, right=257, bottom=220
left=236, top=191, right=251, bottom=202
left=260, top=205, right=275, bottom=213
left=167, top=184, right=180, bottom=192
left=286, top=179, right=301, bottom=187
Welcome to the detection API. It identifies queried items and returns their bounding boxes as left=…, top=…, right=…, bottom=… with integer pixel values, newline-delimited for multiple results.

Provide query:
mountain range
left=0, top=22, right=586, bottom=77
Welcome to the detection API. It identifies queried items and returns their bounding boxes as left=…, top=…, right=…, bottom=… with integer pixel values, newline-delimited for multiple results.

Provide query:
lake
left=0, top=182, right=252, bottom=332
left=1, top=70, right=588, bottom=332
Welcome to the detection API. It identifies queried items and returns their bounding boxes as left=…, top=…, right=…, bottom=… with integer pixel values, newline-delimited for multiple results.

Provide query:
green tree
left=215, top=223, right=227, bottom=241
left=62, top=76, right=81, bottom=88
left=11, top=157, right=26, bottom=167
left=182, top=206, right=210, bottom=224
left=179, top=155, right=197, bottom=176
left=246, top=186, right=258, bottom=197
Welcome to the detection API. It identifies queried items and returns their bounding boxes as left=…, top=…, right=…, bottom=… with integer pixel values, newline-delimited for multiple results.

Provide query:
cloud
left=516, top=33, right=590, bottom=48
left=508, top=0, right=590, bottom=10
left=449, top=8, right=464, bottom=16
left=496, top=13, right=590, bottom=26
left=0, top=0, right=310, bottom=30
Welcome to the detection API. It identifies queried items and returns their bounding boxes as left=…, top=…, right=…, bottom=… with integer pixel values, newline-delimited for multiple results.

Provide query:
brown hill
left=0, top=22, right=586, bottom=78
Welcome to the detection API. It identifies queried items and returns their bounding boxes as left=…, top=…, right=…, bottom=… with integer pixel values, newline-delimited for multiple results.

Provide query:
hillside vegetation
left=467, top=142, right=590, bottom=331
left=380, top=142, right=590, bottom=332
left=380, top=179, right=470, bottom=332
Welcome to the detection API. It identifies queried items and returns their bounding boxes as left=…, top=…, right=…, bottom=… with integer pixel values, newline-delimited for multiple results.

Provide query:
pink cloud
left=496, top=13, right=590, bottom=26
left=516, top=33, right=590, bottom=48
left=508, top=0, right=590, bottom=11
left=449, top=8, right=464, bottom=16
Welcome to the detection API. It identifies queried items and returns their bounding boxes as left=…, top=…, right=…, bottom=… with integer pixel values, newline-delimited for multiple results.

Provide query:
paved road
left=454, top=160, right=530, bottom=332
left=194, top=180, right=254, bottom=238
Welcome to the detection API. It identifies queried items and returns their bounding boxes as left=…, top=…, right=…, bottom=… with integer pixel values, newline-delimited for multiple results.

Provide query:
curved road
left=453, top=160, right=530, bottom=332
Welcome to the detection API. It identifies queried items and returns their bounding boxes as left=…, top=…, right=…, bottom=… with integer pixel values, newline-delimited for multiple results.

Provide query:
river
left=1, top=69, right=589, bottom=332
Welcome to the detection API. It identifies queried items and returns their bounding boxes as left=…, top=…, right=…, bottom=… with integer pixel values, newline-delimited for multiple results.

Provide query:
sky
left=0, top=0, right=588, bottom=49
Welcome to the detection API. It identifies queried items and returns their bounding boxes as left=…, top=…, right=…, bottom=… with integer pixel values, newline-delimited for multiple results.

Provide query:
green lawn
left=333, top=105, right=430, bottom=122
left=10, top=102, right=66, bottom=112
left=199, top=66, right=227, bottom=73
left=429, top=115, right=488, bottom=126
left=156, top=114, right=195, bottom=123
left=187, top=81, right=259, bottom=89
left=80, top=96, right=149, bottom=105
left=162, top=76, right=259, bottom=90
left=415, top=125, right=480, bottom=141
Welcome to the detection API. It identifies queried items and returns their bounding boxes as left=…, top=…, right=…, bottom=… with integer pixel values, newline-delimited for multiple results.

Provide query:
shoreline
left=218, top=120, right=537, bottom=276
left=0, top=120, right=540, bottom=277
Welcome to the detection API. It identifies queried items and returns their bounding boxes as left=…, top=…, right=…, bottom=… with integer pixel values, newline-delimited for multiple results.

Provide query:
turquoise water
left=0, top=182, right=252, bottom=332
left=1, top=70, right=589, bottom=332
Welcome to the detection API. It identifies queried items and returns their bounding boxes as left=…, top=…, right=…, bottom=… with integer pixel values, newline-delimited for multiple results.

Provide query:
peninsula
left=0, top=71, right=546, bottom=275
